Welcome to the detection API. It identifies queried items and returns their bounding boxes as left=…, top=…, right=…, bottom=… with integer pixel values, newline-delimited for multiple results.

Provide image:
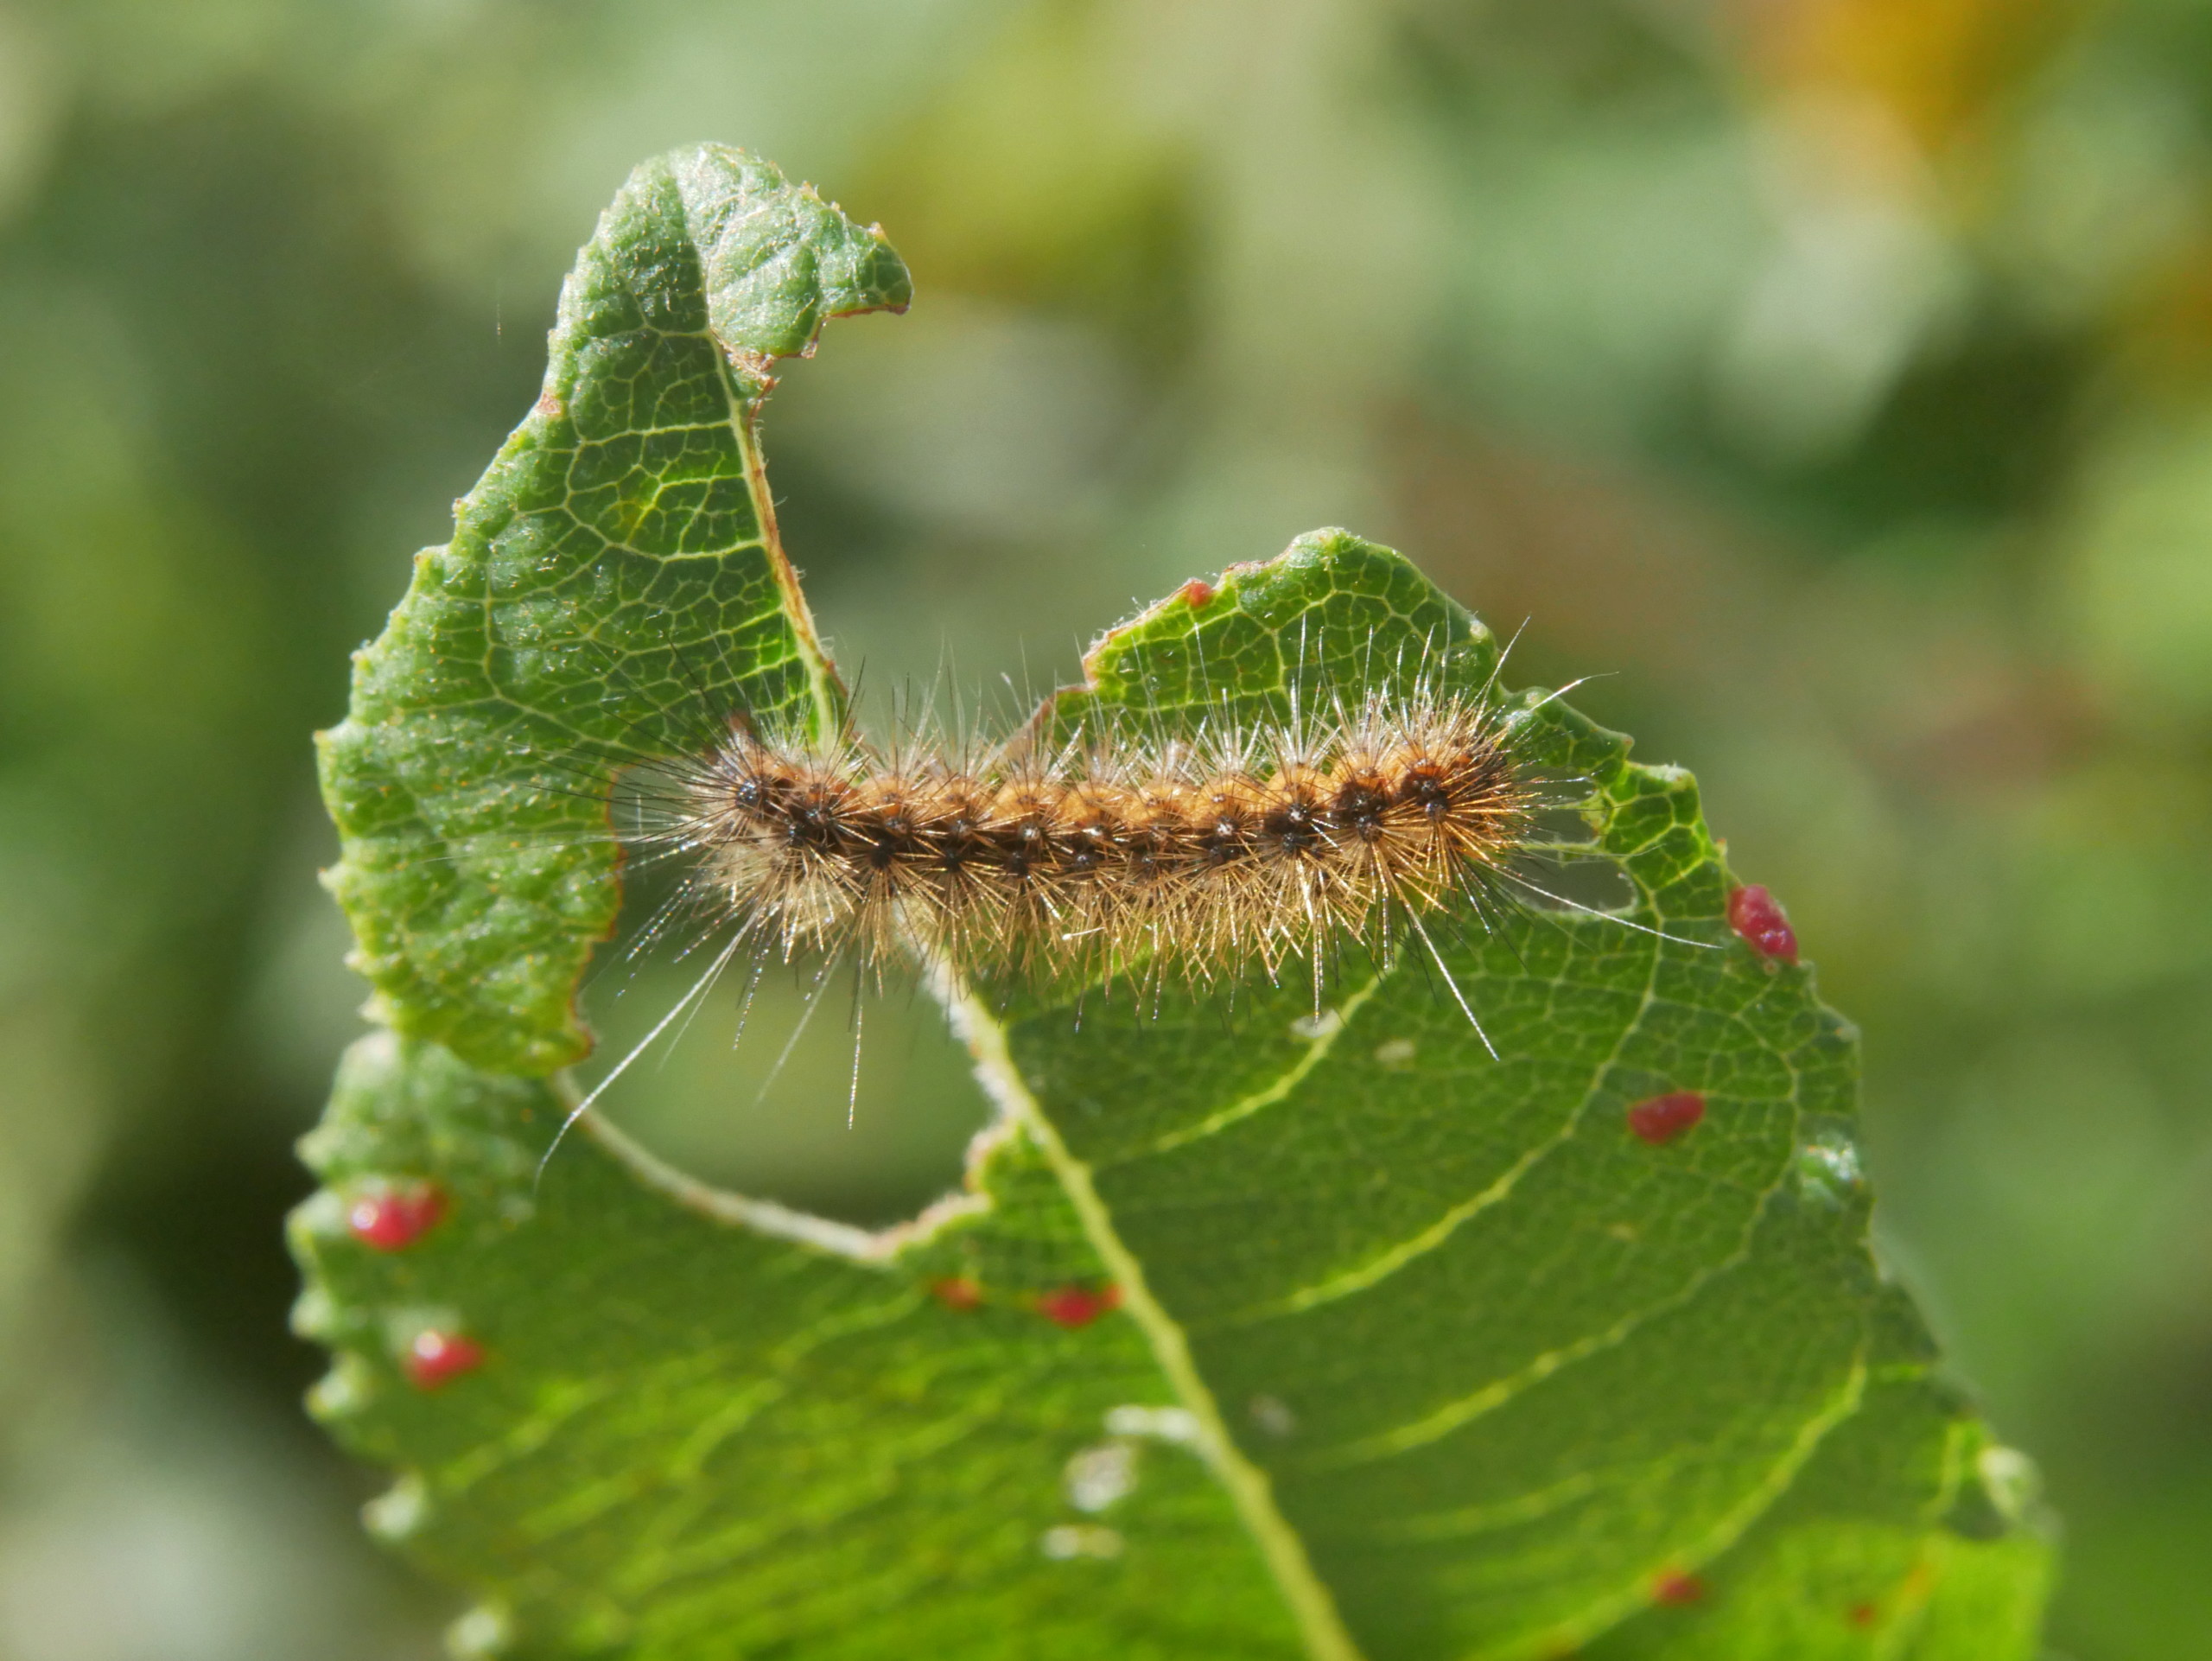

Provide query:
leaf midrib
left=945, top=972, right=1370, bottom=1661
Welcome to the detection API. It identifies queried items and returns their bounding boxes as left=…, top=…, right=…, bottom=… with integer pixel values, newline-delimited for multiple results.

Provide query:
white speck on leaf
left=1104, top=1404, right=1201, bottom=1446
left=1041, top=1524, right=1124, bottom=1560
left=1065, top=1441, right=1138, bottom=1512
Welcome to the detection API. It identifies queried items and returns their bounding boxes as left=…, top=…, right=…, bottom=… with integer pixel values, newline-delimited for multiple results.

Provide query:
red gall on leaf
left=1035, top=1284, right=1122, bottom=1329
left=1727, top=883, right=1799, bottom=964
left=1627, top=1091, right=1705, bottom=1146
left=403, top=1330, right=485, bottom=1390
left=347, top=1183, right=447, bottom=1252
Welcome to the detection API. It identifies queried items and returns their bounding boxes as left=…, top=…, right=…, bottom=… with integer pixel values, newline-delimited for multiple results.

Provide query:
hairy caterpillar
left=535, top=601, right=1661, bottom=1156
left=631, top=678, right=1537, bottom=1002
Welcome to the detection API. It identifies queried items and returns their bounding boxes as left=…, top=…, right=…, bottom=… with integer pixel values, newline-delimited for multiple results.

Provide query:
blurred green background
left=2, top=1, right=2209, bottom=1655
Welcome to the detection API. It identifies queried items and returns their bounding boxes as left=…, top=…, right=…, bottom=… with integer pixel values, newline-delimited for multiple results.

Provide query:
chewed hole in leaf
left=1517, top=803, right=1638, bottom=915
left=574, top=860, right=986, bottom=1226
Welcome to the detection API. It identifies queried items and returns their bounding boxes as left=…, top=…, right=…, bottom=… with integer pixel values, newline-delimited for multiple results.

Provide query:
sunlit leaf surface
left=299, top=144, right=2051, bottom=1659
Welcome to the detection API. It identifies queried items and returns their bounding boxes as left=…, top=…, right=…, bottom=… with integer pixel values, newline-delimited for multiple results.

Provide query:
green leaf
left=298, top=146, right=2051, bottom=1659
left=294, top=1033, right=1300, bottom=1659
left=317, top=143, right=907, bottom=1075
left=958, top=532, right=2053, bottom=1659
